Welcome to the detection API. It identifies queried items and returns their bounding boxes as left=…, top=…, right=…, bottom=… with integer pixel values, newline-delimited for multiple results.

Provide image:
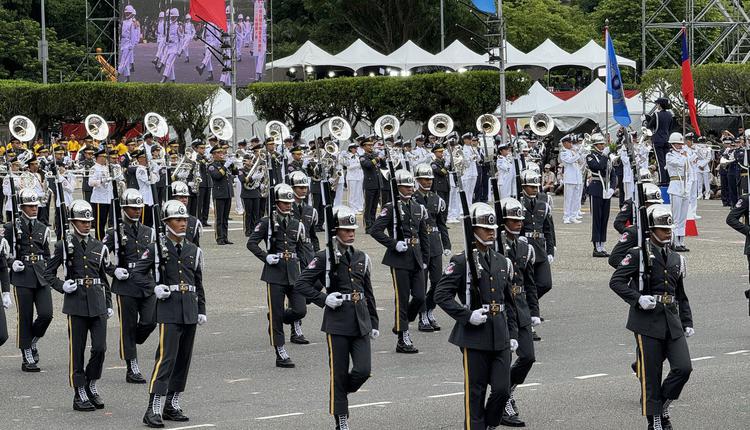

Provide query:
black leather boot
left=73, top=387, right=96, bottom=412
left=143, top=393, right=165, bottom=428
left=162, top=392, right=189, bottom=422
left=126, top=359, right=146, bottom=384
left=85, top=380, right=105, bottom=409
left=396, top=330, right=418, bottom=354
left=275, top=346, right=295, bottom=368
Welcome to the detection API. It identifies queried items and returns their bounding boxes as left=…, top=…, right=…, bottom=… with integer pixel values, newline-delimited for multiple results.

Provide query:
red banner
left=190, top=0, right=227, bottom=31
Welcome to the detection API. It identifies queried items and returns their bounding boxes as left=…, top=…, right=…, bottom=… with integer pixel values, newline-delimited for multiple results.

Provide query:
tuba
left=85, top=114, right=110, bottom=141
left=529, top=113, right=555, bottom=137
left=10, top=115, right=36, bottom=143
left=374, top=115, right=400, bottom=139
left=144, top=112, right=169, bottom=138
left=265, top=120, right=290, bottom=144
left=476, top=114, right=502, bottom=136
left=328, top=116, right=352, bottom=141
left=209, top=115, right=233, bottom=141
left=428, top=113, right=454, bottom=138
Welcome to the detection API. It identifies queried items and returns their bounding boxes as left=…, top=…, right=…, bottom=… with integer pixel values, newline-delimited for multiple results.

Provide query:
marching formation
left=1, top=106, right=744, bottom=430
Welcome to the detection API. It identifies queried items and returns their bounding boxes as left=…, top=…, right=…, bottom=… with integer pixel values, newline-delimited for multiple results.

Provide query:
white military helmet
left=520, top=170, right=541, bottom=188
left=171, top=181, right=190, bottom=197
left=333, top=206, right=358, bottom=230
left=158, top=11, right=165, bottom=18
left=470, top=202, right=498, bottom=230
left=643, top=183, right=663, bottom=204
left=69, top=200, right=94, bottom=221
left=274, top=183, right=295, bottom=203
left=162, top=200, right=189, bottom=221
left=647, top=204, right=674, bottom=230
left=18, top=189, right=40, bottom=207
left=526, top=161, right=541, bottom=174
left=414, top=163, right=434, bottom=179
left=289, top=171, right=310, bottom=188
left=121, top=188, right=145, bottom=208
left=394, top=169, right=414, bottom=187
left=185, top=13, right=191, bottom=19
left=500, top=197, right=525, bottom=220
left=668, top=132, right=684, bottom=144
left=590, top=133, right=606, bottom=145
left=124, top=5, right=136, bottom=15
left=169, top=7, right=179, bottom=17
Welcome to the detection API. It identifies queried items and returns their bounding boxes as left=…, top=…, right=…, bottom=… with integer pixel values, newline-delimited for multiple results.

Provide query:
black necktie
left=132, top=223, right=139, bottom=236
left=662, top=248, right=668, bottom=262
left=176, top=243, right=182, bottom=256
left=80, top=238, right=87, bottom=249
left=28, top=220, right=34, bottom=231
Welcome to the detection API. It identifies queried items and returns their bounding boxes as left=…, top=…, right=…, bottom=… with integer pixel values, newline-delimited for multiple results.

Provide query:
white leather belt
left=168, top=284, right=196, bottom=292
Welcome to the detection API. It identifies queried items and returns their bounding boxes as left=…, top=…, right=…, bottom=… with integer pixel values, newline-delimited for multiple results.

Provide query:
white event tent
left=505, top=81, right=562, bottom=118
left=333, top=39, right=392, bottom=71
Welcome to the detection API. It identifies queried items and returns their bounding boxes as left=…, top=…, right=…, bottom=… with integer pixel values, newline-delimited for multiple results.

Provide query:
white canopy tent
left=524, top=39, right=577, bottom=70
left=387, top=40, right=440, bottom=70
left=334, top=39, right=393, bottom=71
left=571, top=40, right=637, bottom=70
left=505, top=81, right=562, bottom=118
left=434, top=40, right=489, bottom=70
left=266, top=40, right=351, bottom=71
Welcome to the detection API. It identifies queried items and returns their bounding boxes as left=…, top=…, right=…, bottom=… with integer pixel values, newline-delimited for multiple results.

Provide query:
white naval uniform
left=496, top=154, right=515, bottom=199
left=118, top=17, right=138, bottom=77
left=560, top=148, right=583, bottom=222
left=666, top=149, right=694, bottom=241
left=180, top=20, right=196, bottom=59
left=461, top=145, right=478, bottom=206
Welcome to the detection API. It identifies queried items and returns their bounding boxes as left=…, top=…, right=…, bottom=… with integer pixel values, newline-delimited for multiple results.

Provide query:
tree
left=504, top=0, right=596, bottom=52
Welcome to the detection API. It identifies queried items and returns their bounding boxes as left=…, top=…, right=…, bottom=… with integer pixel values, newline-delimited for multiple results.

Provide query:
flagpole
left=604, top=20, right=609, bottom=142
left=496, top=0, right=506, bottom=148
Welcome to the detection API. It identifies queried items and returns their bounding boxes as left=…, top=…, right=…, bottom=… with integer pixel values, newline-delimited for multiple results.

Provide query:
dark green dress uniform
left=294, top=248, right=379, bottom=418
left=430, top=157, right=451, bottom=212
left=80, top=159, right=95, bottom=202
left=501, top=234, right=538, bottom=390
left=239, top=165, right=263, bottom=237
left=414, top=188, right=450, bottom=328
left=103, top=222, right=156, bottom=363
left=726, top=195, right=750, bottom=288
left=186, top=215, right=202, bottom=247
left=196, top=156, right=213, bottom=225
left=292, top=201, right=319, bottom=268
left=609, top=243, right=693, bottom=418
left=0, top=238, right=10, bottom=346
left=6, top=219, right=53, bottom=357
left=614, top=198, right=635, bottom=235
left=369, top=199, right=429, bottom=335
left=520, top=194, right=554, bottom=299
left=434, top=250, right=519, bottom=430
left=132, top=240, right=206, bottom=396
left=360, top=152, right=384, bottom=230
left=246, top=213, right=308, bottom=347
left=208, top=160, right=238, bottom=244
left=44, top=235, right=112, bottom=389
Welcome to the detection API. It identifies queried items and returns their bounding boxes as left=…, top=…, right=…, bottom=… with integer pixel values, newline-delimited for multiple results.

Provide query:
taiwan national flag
left=681, top=27, right=701, bottom=136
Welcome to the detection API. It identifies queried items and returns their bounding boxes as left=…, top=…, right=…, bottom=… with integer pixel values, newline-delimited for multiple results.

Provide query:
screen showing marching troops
left=117, top=1, right=265, bottom=85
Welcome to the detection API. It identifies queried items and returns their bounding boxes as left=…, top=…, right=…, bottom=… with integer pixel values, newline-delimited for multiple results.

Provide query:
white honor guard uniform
left=559, top=138, right=583, bottom=223
left=665, top=133, right=694, bottom=250
left=344, top=148, right=364, bottom=212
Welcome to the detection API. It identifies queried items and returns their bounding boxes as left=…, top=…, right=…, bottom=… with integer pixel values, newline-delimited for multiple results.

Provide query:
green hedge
left=246, top=71, right=531, bottom=133
left=0, top=81, right=219, bottom=142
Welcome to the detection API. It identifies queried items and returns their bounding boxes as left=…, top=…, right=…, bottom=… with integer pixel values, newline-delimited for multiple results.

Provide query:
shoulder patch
left=620, top=254, right=631, bottom=266
left=443, top=261, right=456, bottom=275
left=621, top=204, right=628, bottom=212
left=307, top=257, right=318, bottom=269
left=619, top=232, right=629, bottom=243
left=254, top=222, right=262, bottom=232
left=737, top=199, right=743, bottom=208
left=141, top=248, right=150, bottom=259
left=208, top=165, right=216, bottom=171
left=380, top=207, right=388, bottom=217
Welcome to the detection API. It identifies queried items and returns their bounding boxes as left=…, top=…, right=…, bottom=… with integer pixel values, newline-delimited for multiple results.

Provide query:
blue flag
left=471, top=0, right=496, bottom=14
left=605, top=29, right=631, bottom=127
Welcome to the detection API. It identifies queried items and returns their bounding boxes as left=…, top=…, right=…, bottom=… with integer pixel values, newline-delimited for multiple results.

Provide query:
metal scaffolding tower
left=75, top=0, right=119, bottom=81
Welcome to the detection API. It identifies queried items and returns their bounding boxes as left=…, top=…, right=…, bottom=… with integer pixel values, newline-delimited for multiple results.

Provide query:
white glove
left=106, top=308, right=114, bottom=319
left=370, top=329, right=380, bottom=339
left=62, top=279, right=77, bottom=293
left=684, top=327, right=695, bottom=337
left=638, top=295, right=656, bottom=310
left=114, top=268, right=130, bottom=280
left=602, top=147, right=611, bottom=156
left=510, top=339, right=519, bottom=352
left=547, top=254, right=554, bottom=264
left=469, top=308, right=488, bottom=326
left=223, top=159, right=233, bottom=168
left=325, top=292, right=344, bottom=309
left=1, top=292, right=11, bottom=309
left=530, top=316, right=542, bottom=327
left=266, top=254, right=280, bottom=265
left=198, top=314, right=207, bottom=325
left=154, top=284, right=171, bottom=300
left=443, top=249, right=452, bottom=257
left=422, top=263, right=427, bottom=270
left=395, top=241, right=408, bottom=252
left=12, top=260, right=25, bottom=272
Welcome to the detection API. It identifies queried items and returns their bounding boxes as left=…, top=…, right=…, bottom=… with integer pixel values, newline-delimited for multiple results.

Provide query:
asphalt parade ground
left=1, top=199, right=748, bottom=429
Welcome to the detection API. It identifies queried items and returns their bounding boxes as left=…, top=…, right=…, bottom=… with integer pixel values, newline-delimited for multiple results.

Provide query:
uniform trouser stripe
left=13, top=287, right=19, bottom=348
left=637, top=334, right=647, bottom=416
left=117, top=295, right=125, bottom=360
left=266, top=284, right=274, bottom=347
left=67, top=316, right=73, bottom=387
left=149, top=323, right=166, bottom=392
left=390, top=268, right=399, bottom=333
left=463, top=348, right=470, bottom=430
left=327, top=334, right=334, bottom=415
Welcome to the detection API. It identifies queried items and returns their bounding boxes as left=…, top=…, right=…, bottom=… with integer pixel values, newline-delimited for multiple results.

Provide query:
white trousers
left=670, top=193, right=689, bottom=237
left=563, top=183, right=581, bottom=220
left=623, top=181, right=634, bottom=202
left=333, top=181, right=345, bottom=207
left=462, top=176, right=477, bottom=206
left=347, top=179, right=363, bottom=211
left=697, top=171, right=711, bottom=196
left=201, top=46, right=214, bottom=72
left=448, top=186, right=461, bottom=220
left=688, top=178, right=698, bottom=217
left=234, top=177, right=244, bottom=214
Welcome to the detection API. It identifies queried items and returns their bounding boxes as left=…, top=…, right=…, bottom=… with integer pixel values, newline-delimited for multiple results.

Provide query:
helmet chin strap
left=473, top=232, right=494, bottom=246
left=276, top=205, right=291, bottom=215
left=72, top=224, right=89, bottom=237
left=335, top=236, right=354, bottom=247
left=166, top=224, right=186, bottom=238
left=504, top=225, right=521, bottom=235
left=398, top=190, right=413, bottom=199
left=21, top=211, right=37, bottom=220
left=122, top=210, right=140, bottom=222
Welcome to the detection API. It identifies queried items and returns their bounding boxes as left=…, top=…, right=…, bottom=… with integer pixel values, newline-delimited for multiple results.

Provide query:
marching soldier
left=609, top=183, right=664, bottom=269
left=499, top=197, right=539, bottom=427
left=518, top=170, right=554, bottom=336
left=369, top=169, right=429, bottom=353
left=102, top=189, right=156, bottom=384
left=726, top=189, right=750, bottom=312
left=293, top=205, right=379, bottom=430
left=132, top=200, right=206, bottom=428
left=609, top=204, right=693, bottom=430
left=359, top=137, right=383, bottom=231
left=287, top=146, right=305, bottom=177
left=88, top=148, right=114, bottom=240
left=412, top=163, right=451, bottom=332
left=265, top=138, right=284, bottom=186
left=0, top=233, right=8, bottom=347
left=208, top=146, right=238, bottom=245
left=434, top=202, right=519, bottom=430
left=44, top=200, right=113, bottom=412
left=246, top=184, right=308, bottom=367
left=586, top=133, right=616, bottom=257
left=170, top=181, right=203, bottom=246
left=239, top=153, right=263, bottom=237
left=430, top=144, right=451, bottom=218
left=665, top=133, right=694, bottom=252
left=6, top=189, right=53, bottom=371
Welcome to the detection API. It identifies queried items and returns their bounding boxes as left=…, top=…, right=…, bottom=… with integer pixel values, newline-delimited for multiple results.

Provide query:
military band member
left=6, top=189, right=53, bottom=371
left=193, top=140, right=213, bottom=226
left=265, top=138, right=284, bottom=186
left=665, top=133, right=694, bottom=252
left=246, top=184, right=308, bottom=367
left=560, top=135, right=584, bottom=224
left=360, top=138, right=384, bottom=231
left=288, top=146, right=305, bottom=177
left=44, top=200, right=113, bottom=412
left=499, top=197, right=539, bottom=427
left=26, top=155, right=50, bottom=226
left=88, top=148, right=114, bottom=240
left=102, top=189, right=156, bottom=383
left=209, top=146, right=238, bottom=245
left=430, top=144, right=451, bottom=219
left=412, top=163, right=451, bottom=332
left=135, top=149, right=159, bottom=227
left=586, top=133, right=616, bottom=257
left=293, top=206, right=379, bottom=430
left=609, top=183, right=664, bottom=269
left=434, top=202, right=519, bottom=430
left=369, top=169, right=429, bottom=353
left=170, top=181, right=202, bottom=246
left=0, top=233, right=9, bottom=347
left=133, top=201, right=206, bottom=428
left=343, top=143, right=364, bottom=213
left=609, top=204, right=693, bottom=430
left=239, top=153, right=263, bottom=237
